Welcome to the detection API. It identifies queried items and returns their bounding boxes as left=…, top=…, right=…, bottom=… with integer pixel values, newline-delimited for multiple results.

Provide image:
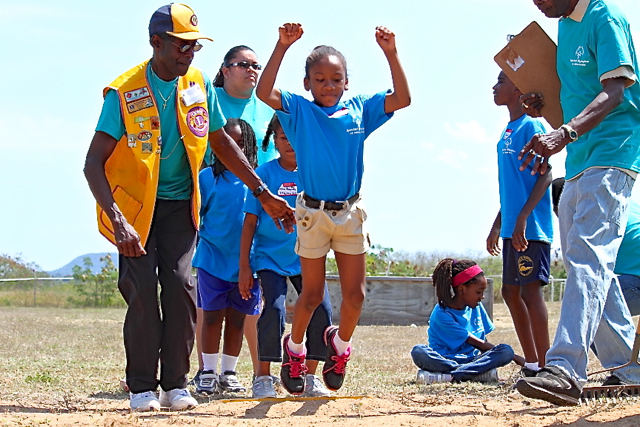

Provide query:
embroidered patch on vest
left=141, top=142, right=153, bottom=153
left=127, top=96, right=154, bottom=113
left=186, top=106, right=209, bottom=137
left=124, top=87, right=150, bottom=102
left=137, top=131, right=152, bottom=142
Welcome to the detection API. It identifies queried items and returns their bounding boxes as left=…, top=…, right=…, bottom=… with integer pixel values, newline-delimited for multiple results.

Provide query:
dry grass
left=0, top=302, right=615, bottom=409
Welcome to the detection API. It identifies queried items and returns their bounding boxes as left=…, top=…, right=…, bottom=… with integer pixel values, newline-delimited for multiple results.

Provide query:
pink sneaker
left=322, top=326, right=351, bottom=391
left=280, top=334, right=308, bottom=395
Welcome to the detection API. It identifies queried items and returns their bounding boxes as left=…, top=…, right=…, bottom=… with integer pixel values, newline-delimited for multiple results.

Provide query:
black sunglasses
left=161, top=35, right=202, bottom=53
left=225, top=61, right=262, bottom=71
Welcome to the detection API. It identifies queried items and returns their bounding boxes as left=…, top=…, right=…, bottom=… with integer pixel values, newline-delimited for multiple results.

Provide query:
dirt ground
left=2, top=392, right=640, bottom=426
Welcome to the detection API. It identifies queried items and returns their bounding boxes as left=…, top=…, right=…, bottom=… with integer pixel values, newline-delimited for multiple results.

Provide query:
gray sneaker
left=196, top=370, right=218, bottom=395
left=516, top=365, right=581, bottom=406
left=218, top=370, right=246, bottom=393
left=471, top=368, right=499, bottom=383
left=252, top=375, right=277, bottom=398
left=301, top=374, right=331, bottom=397
left=416, top=370, right=452, bottom=384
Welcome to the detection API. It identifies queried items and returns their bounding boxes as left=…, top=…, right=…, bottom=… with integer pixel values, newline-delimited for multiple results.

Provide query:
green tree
left=71, top=254, right=121, bottom=307
left=0, top=254, right=46, bottom=279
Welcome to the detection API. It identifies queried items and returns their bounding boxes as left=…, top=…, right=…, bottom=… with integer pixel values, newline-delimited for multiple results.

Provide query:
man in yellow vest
left=83, top=3, right=294, bottom=411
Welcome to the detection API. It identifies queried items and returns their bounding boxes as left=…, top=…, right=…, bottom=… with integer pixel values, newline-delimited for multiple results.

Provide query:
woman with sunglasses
left=195, top=45, right=275, bottom=392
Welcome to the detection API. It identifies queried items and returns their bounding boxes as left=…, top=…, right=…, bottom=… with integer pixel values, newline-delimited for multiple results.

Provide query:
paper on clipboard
left=494, top=21, right=563, bottom=129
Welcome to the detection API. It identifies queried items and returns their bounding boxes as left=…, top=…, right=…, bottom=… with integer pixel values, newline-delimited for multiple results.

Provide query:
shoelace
left=327, top=352, right=350, bottom=375
left=284, top=357, right=309, bottom=378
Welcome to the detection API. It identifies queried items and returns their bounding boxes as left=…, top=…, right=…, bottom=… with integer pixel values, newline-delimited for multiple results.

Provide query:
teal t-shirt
left=203, top=87, right=276, bottom=166
left=558, top=0, right=640, bottom=179
left=615, top=200, right=640, bottom=276
left=96, top=64, right=226, bottom=200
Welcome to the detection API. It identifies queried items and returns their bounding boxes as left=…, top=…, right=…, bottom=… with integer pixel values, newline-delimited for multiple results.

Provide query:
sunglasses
left=225, top=61, right=262, bottom=71
left=163, top=36, right=202, bottom=53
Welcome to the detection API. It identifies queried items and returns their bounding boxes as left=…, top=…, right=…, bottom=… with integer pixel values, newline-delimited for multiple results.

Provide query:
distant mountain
left=48, top=253, right=119, bottom=277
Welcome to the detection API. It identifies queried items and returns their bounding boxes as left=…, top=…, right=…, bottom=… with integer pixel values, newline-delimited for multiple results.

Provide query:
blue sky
left=1, top=0, right=639, bottom=271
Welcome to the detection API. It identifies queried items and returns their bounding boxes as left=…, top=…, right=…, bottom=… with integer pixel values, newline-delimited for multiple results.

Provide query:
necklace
left=151, top=71, right=178, bottom=111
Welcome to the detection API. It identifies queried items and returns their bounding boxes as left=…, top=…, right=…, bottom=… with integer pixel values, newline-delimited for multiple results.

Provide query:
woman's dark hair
left=432, top=258, right=483, bottom=308
left=212, top=118, right=257, bottom=180
left=262, top=114, right=283, bottom=153
left=305, top=45, right=347, bottom=78
left=213, top=45, right=255, bottom=87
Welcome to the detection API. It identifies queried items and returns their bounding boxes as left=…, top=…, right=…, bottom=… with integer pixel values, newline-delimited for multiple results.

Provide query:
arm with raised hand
left=256, top=23, right=304, bottom=111
left=375, top=26, right=411, bottom=114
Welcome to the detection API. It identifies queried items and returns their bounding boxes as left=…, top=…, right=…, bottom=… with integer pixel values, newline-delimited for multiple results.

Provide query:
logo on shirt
left=186, top=106, right=209, bottom=137
left=518, top=255, right=534, bottom=277
left=347, top=112, right=364, bottom=135
left=328, top=107, right=349, bottom=119
left=278, top=182, right=298, bottom=197
left=571, top=46, right=589, bottom=67
left=501, top=129, right=515, bottom=154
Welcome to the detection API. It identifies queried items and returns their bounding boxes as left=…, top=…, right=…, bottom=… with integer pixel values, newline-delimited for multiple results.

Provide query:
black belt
left=302, top=193, right=359, bottom=211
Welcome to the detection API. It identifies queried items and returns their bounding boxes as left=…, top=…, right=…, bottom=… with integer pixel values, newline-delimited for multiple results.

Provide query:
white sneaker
left=301, top=374, right=331, bottom=397
left=129, top=391, right=160, bottom=411
left=159, top=388, right=198, bottom=411
left=471, top=368, right=499, bottom=383
left=252, top=375, right=277, bottom=398
left=416, top=370, right=452, bottom=384
left=218, top=371, right=246, bottom=393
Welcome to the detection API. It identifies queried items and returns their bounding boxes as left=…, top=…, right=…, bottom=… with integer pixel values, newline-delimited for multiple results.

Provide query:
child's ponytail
left=262, top=114, right=282, bottom=153
left=432, top=258, right=482, bottom=308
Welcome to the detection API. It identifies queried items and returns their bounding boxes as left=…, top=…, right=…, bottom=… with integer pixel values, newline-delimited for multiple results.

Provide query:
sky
left=1, top=0, right=639, bottom=272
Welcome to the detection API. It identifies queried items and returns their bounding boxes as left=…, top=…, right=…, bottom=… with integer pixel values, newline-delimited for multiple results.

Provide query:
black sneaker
left=281, top=334, right=308, bottom=395
left=188, top=369, right=203, bottom=386
left=602, top=374, right=625, bottom=386
left=515, top=365, right=581, bottom=406
left=322, top=326, right=351, bottom=391
left=520, top=367, right=538, bottom=378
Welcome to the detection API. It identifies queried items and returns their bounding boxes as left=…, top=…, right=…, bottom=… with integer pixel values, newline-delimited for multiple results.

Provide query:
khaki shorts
left=295, top=192, right=369, bottom=259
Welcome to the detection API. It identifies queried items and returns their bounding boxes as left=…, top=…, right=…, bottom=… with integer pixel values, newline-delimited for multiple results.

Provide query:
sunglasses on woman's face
left=225, top=61, right=262, bottom=71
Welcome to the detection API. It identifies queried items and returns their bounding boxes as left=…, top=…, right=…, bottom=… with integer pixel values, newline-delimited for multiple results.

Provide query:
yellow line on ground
left=215, top=395, right=371, bottom=403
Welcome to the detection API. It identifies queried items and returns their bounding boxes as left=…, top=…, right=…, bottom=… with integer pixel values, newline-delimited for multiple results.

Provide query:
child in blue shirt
left=411, top=259, right=522, bottom=383
left=256, top=23, right=410, bottom=394
left=239, top=114, right=333, bottom=398
left=192, top=118, right=261, bottom=395
left=486, top=71, right=553, bottom=377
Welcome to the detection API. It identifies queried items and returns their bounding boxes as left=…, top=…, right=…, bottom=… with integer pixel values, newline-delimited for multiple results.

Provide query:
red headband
left=452, top=265, right=483, bottom=287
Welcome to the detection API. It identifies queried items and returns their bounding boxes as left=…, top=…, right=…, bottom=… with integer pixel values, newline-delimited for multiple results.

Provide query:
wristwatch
left=252, top=184, right=267, bottom=198
left=560, top=124, right=578, bottom=143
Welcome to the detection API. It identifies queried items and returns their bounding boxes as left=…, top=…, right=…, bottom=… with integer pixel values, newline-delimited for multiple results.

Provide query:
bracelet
left=560, top=124, right=578, bottom=143
left=252, top=184, right=267, bottom=198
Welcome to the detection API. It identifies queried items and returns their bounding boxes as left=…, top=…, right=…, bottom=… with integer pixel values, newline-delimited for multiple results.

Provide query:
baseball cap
left=149, top=3, right=213, bottom=41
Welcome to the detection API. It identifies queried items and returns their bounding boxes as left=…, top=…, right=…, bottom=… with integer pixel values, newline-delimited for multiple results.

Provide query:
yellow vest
left=97, top=60, right=210, bottom=247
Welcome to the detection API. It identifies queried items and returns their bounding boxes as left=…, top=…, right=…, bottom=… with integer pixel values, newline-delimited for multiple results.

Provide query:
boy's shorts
left=196, top=267, right=261, bottom=315
left=294, top=192, right=369, bottom=259
left=502, top=239, right=550, bottom=286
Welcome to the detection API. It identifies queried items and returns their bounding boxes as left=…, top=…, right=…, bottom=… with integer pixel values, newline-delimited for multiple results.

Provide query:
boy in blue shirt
left=487, top=71, right=553, bottom=378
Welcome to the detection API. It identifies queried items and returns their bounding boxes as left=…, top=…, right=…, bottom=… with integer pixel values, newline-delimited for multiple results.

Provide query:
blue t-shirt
left=204, top=87, right=276, bottom=166
left=497, top=115, right=554, bottom=243
left=192, top=169, right=247, bottom=282
left=558, top=0, right=640, bottom=179
left=95, top=64, right=226, bottom=200
left=428, top=303, right=494, bottom=362
left=243, top=159, right=300, bottom=276
left=615, top=200, right=640, bottom=277
left=276, top=90, right=392, bottom=201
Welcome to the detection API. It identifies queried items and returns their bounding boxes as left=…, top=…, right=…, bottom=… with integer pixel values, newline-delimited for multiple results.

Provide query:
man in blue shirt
left=516, top=0, right=640, bottom=406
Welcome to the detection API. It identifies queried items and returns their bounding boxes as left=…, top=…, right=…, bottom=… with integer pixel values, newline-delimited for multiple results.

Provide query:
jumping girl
left=256, top=23, right=410, bottom=394
left=192, top=118, right=261, bottom=395
left=239, top=114, right=333, bottom=398
left=411, top=259, right=523, bottom=384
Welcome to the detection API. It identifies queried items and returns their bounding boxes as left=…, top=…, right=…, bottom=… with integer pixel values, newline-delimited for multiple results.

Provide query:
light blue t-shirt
left=204, top=87, right=276, bottom=166
left=96, top=64, right=226, bottom=200
left=558, top=0, right=640, bottom=179
left=497, top=115, right=554, bottom=243
left=615, top=200, right=640, bottom=276
left=276, top=90, right=392, bottom=201
left=243, top=159, right=300, bottom=276
left=428, top=303, right=494, bottom=362
left=192, top=169, right=247, bottom=282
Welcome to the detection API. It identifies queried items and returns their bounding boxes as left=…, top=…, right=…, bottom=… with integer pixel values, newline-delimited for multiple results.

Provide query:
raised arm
left=511, top=169, right=553, bottom=252
left=208, top=128, right=295, bottom=232
left=256, top=23, right=304, bottom=110
left=375, top=26, right=411, bottom=114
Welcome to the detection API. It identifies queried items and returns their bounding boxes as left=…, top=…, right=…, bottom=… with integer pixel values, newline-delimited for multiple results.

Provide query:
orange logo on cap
left=190, top=14, right=198, bottom=26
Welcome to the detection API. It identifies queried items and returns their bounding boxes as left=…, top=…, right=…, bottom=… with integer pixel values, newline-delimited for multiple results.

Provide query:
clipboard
left=494, top=21, right=563, bottom=129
